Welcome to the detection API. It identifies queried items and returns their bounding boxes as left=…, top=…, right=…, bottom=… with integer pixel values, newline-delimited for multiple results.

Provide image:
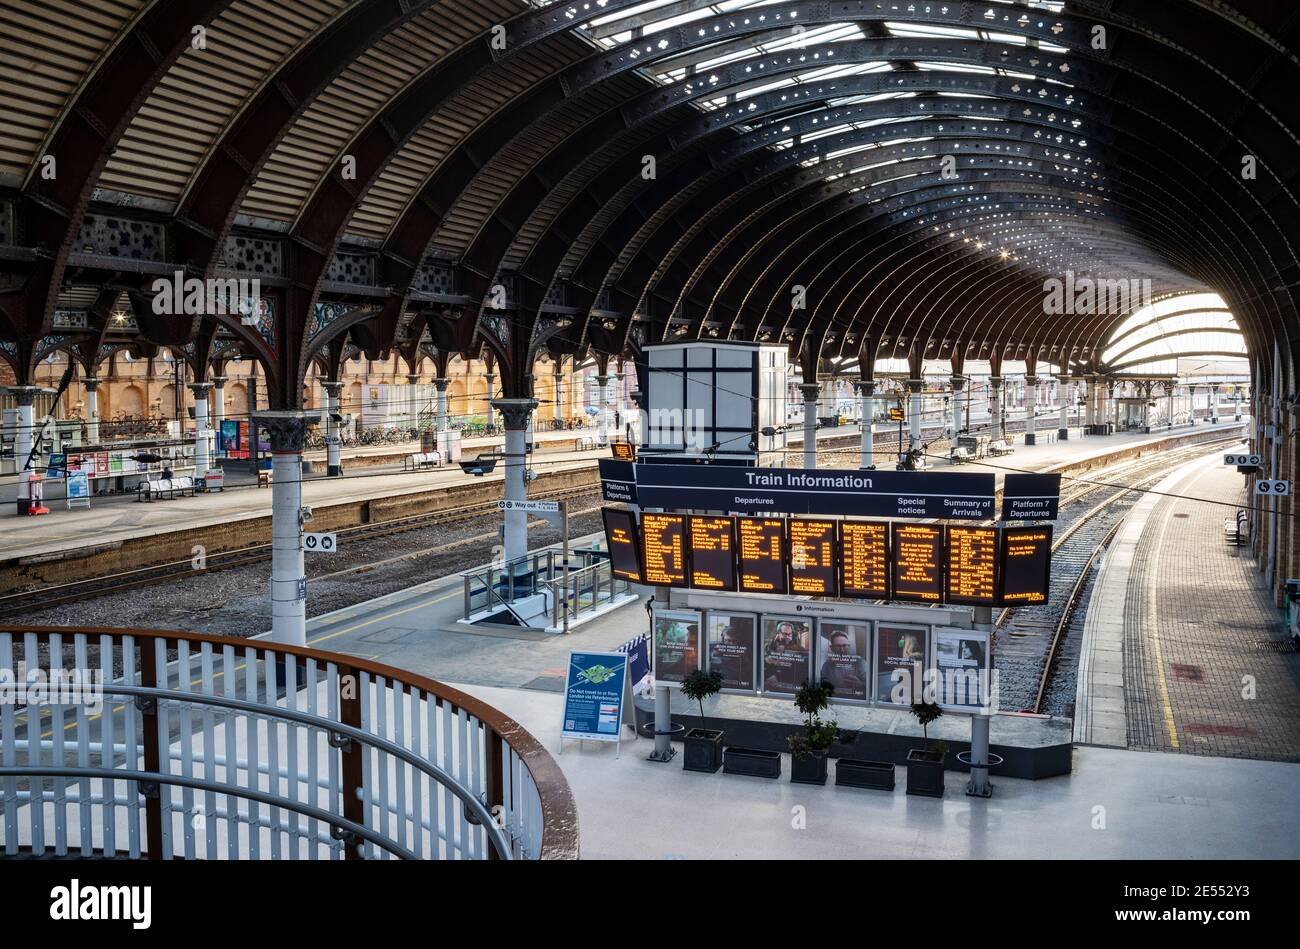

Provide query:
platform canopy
left=0, top=0, right=1296, bottom=404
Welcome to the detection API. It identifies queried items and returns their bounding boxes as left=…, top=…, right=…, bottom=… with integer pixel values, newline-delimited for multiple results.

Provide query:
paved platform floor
left=1075, top=449, right=1300, bottom=761
left=456, top=681, right=1300, bottom=859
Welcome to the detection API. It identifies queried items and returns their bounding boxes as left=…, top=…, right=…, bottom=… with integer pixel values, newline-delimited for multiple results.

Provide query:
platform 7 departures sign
left=561, top=651, right=629, bottom=752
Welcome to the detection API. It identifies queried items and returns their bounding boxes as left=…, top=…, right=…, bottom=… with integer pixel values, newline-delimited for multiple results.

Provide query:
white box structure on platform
left=642, top=341, right=788, bottom=465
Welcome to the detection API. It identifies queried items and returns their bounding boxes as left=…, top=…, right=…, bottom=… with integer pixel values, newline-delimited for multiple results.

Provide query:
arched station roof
left=0, top=0, right=1296, bottom=406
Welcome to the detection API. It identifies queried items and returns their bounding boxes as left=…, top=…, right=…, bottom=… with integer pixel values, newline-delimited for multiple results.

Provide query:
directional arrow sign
left=303, top=532, right=338, bottom=553
left=1255, top=480, right=1290, bottom=496
left=1224, top=453, right=1262, bottom=467
left=498, top=499, right=561, bottom=513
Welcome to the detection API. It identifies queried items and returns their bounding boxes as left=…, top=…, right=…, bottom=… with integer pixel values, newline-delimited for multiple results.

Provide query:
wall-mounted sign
left=641, top=512, right=688, bottom=586
left=875, top=624, right=929, bottom=705
left=1256, top=479, right=1290, bottom=496
left=303, top=532, right=337, bottom=554
left=761, top=615, right=811, bottom=695
left=933, top=628, right=992, bottom=712
left=597, top=458, right=638, bottom=504
left=706, top=611, right=756, bottom=692
left=1224, top=453, right=1261, bottom=468
left=816, top=620, right=871, bottom=703
left=630, top=464, right=995, bottom=519
left=1001, top=473, right=1062, bottom=521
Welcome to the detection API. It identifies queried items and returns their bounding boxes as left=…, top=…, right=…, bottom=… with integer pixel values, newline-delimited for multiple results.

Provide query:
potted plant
left=680, top=669, right=724, bottom=773
left=905, top=700, right=947, bottom=797
left=787, top=681, right=839, bottom=785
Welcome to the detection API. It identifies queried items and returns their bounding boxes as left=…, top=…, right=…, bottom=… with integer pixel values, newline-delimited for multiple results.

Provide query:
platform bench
left=403, top=451, right=442, bottom=471
left=136, top=476, right=196, bottom=502
left=949, top=446, right=974, bottom=464
left=257, top=469, right=273, bottom=488
left=988, top=439, right=1015, bottom=456
left=1224, top=510, right=1248, bottom=546
left=574, top=435, right=597, bottom=451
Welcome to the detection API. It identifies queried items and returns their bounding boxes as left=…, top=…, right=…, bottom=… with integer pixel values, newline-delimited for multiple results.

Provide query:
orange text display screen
left=641, top=512, right=688, bottom=587
left=839, top=520, right=889, bottom=598
left=688, top=516, right=737, bottom=590
left=601, top=508, right=642, bottom=583
left=737, top=517, right=787, bottom=595
left=946, top=525, right=999, bottom=606
left=788, top=519, right=837, bottom=595
left=1000, top=526, right=1053, bottom=605
left=891, top=524, right=944, bottom=602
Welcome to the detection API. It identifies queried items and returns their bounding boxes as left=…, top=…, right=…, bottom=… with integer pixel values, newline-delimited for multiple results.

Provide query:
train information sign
left=688, top=515, right=737, bottom=591
left=839, top=520, right=889, bottom=598
left=1000, top=526, right=1053, bottom=605
left=788, top=518, right=837, bottom=596
left=640, top=512, right=688, bottom=587
left=891, top=524, right=944, bottom=603
left=737, top=517, right=788, bottom=595
left=945, top=525, right=999, bottom=606
left=601, top=508, right=643, bottom=583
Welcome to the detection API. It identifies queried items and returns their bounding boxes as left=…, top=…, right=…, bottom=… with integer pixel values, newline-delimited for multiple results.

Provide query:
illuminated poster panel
left=945, top=525, right=999, bottom=606
left=652, top=609, right=700, bottom=687
left=1000, top=526, right=1053, bottom=606
left=839, top=520, right=889, bottom=598
left=640, top=512, right=688, bottom=587
left=688, top=515, right=737, bottom=591
left=706, top=612, right=757, bottom=692
left=934, top=628, right=993, bottom=712
left=891, top=524, right=944, bottom=603
left=737, top=517, right=788, bottom=595
left=875, top=624, right=929, bottom=705
left=760, top=615, right=811, bottom=695
left=816, top=620, right=871, bottom=702
left=788, top=518, right=838, bottom=596
left=601, top=508, right=642, bottom=583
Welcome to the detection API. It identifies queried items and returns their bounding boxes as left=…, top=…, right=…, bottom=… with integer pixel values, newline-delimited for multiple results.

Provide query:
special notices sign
left=891, top=524, right=944, bottom=603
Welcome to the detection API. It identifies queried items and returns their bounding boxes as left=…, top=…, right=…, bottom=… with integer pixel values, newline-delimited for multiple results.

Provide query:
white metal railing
left=0, top=627, right=578, bottom=860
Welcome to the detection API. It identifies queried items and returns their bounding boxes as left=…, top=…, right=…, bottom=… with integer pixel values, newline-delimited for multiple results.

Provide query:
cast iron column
left=1024, top=375, right=1039, bottom=445
left=856, top=380, right=875, bottom=469
left=83, top=377, right=101, bottom=444
left=800, top=382, right=820, bottom=469
left=189, top=382, right=213, bottom=476
left=493, top=398, right=538, bottom=565
left=950, top=375, right=966, bottom=444
left=321, top=381, right=343, bottom=476
left=594, top=374, right=610, bottom=446
left=255, top=412, right=312, bottom=645
left=906, top=378, right=924, bottom=463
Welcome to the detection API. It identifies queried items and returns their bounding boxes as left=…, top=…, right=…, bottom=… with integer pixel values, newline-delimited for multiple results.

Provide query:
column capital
left=252, top=411, right=314, bottom=452
left=950, top=374, right=967, bottom=391
left=905, top=378, right=924, bottom=394
left=4, top=386, right=40, bottom=406
left=212, top=375, right=228, bottom=387
left=855, top=380, right=876, bottom=396
left=188, top=382, right=214, bottom=396
left=490, top=398, right=538, bottom=430
left=799, top=382, right=821, bottom=402
left=594, top=374, right=610, bottom=387
left=431, top=377, right=449, bottom=392
left=320, top=380, right=344, bottom=397
left=406, top=373, right=420, bottom=385
left=1025, top=375, right=1040, bottom=387
left=82, top=377, right=102, bottom=392
left=988, top=375, right=1003, bottom=388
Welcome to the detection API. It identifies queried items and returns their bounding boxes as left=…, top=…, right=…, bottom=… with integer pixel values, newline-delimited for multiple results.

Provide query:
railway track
left=0, top=484, right=604, bottom=617
left=992, top=436, right=1242, bottom=714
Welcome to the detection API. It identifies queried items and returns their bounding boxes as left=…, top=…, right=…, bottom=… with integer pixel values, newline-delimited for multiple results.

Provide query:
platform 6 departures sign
left=603, top=508, right=1051, bottom=607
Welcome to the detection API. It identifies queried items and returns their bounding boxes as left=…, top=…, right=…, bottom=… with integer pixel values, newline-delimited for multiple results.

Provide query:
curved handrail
left=2, top=625, right=580, bottom=859
left=55, top=681, right=516, bottom=859
left=0, top=766, right=418, bottom=860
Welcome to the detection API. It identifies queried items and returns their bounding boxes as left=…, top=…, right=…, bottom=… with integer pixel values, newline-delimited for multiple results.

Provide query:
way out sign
left=498, top=499, right=560, bottom=513
left=1255, top=480, right=1290, bottom=497
left=303, top=532, right=338, bottom=553
left=1224, top=453, right=1261, bottom=468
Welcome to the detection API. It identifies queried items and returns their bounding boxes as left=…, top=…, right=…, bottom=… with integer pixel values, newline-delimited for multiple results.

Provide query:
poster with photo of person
left=652, top=609, right=700, bottom=686
left=817, top=621, right=871, bottom=702
left=761, top=615, right=811, bottom=695
left=934, top=627, right=992, bottom=711
left=875, top=624, right=929, bottom=705
left=706, top=612, right=757, bottom=692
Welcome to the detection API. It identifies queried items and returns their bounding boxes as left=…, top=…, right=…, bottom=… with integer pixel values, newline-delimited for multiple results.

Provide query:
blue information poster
left=561, top=650, right=628, bottom=744
left=66, top=470, right=90, bottom=509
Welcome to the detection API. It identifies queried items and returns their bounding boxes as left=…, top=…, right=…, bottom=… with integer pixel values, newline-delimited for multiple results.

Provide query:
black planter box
left=790, top=753, right=828, bottom=785
left=723, top=746, right=781, bottom=779
left=683, top=728, right=724, bottom=773
left=836, top=758, right=896, bottom=791
left=905, top=749, right=945, bottom=798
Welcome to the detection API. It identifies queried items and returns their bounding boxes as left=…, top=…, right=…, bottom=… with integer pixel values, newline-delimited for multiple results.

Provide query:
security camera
left=299, top=506, right=314, bottom=525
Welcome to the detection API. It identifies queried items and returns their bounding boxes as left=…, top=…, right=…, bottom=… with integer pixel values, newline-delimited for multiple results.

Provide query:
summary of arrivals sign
left=632, top=464, right=996, bottom=519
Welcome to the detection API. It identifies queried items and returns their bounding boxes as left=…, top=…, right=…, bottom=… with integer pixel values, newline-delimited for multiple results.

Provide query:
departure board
left=601, top=508, right=643, bottom=583
left=737, top=517, right=788, bottom=595
left=1000, top=526, right=1053, bottom=606
left=688, top=515, right=737, bottom=590
left=640, top=512, right=688, bottom=587
left=611, top=441, right=636, bottom=461
left=891, top=524, right=944, bottom=602
left=839, top=520, right=889, bottom=598
left=788, top=518, right=837, bottom=595
left=945, top=525, right=999, bottom=606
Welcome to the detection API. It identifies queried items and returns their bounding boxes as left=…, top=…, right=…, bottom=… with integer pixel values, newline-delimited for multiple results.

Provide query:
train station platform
left=1074, top=451, right=1300, bottom=762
